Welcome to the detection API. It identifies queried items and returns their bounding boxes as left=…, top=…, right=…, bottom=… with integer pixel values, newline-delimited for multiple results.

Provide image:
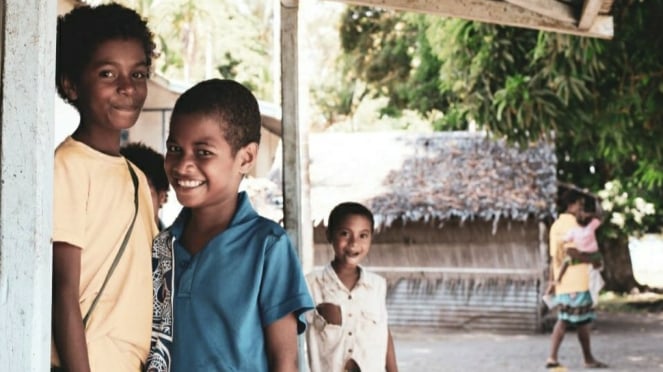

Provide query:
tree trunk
left=600, top=234, right=639, bottom=293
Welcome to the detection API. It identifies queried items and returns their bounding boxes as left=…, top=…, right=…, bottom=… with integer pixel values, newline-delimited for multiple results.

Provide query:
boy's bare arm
left=386, top=328, right=399, bottom=372
left=316, top=302, right=342, bottom=325
left=52, top=242, right=91, bottom=372
left=565, top=248, right=601, bottom=263
left=265, top=313, right=298, bottom=372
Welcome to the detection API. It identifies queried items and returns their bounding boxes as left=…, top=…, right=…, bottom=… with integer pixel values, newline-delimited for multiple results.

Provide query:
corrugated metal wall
left=385, top=276, right=541, bottom=333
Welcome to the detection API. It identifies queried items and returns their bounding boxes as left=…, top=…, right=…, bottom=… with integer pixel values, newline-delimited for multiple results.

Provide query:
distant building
left=249, top=131, right=557, bottom=332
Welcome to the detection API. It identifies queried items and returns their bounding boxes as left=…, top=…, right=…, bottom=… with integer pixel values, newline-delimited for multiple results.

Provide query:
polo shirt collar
left=169, top=191, right=257, bottom=240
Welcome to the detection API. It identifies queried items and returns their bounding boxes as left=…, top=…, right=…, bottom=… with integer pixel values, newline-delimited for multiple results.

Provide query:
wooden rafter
left=600, top=0, right=615, bottom=13
left=328, top=0, right=614, bottom=39
left=578, top=0, right=604, bottom=30
left=504, top=0, right=575, bottom=24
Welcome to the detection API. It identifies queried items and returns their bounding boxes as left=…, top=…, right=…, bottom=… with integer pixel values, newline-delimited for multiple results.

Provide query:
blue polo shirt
left=170, top=192, right=313, bottom=371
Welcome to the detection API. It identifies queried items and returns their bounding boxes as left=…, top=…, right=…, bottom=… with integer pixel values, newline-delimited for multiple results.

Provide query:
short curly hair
left=56, top=3, right=156, bottom=103
left=326, top=202, right=375, bottom=243
left=120, top=142, right=169, bottom=192
left=170, top=79, right=262, bottom=155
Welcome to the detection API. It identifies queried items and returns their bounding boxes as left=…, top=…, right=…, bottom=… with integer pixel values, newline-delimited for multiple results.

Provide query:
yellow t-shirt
left=52, top=137, right=158, bottom=371
left=549, top=213, right=590, bottom=294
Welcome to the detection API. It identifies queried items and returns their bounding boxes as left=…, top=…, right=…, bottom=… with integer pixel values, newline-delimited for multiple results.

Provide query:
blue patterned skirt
left=556, top=290, right=596, bottom=324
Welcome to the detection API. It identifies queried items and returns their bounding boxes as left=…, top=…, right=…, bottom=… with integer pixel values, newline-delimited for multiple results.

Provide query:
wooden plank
left=578, top=0, right=603, bottom=30
left=504, top=0, right=577, bottom=24
left=600, top=0, right=615, bottom=14
left=504, top=0, right=576, bottom=24
left=327, top=0, right=613, bottom=39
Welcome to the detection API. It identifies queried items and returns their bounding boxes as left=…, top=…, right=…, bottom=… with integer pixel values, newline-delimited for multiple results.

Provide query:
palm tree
left=150, top=0, right=220, bottom=82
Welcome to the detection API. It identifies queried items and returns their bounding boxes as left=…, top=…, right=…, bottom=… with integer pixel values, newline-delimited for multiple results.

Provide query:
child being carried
left=546, top=203, right=605, bottom=307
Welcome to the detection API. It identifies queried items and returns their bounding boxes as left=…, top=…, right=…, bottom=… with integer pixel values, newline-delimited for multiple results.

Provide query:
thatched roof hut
left=263, top=130, right=556, bottom=230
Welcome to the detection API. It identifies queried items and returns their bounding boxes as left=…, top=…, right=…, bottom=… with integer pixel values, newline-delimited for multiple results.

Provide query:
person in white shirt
left=305, top=202, right=398, bottom=372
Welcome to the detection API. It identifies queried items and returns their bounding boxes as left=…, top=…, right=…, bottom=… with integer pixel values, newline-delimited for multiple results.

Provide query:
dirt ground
left=392, top=310, right=663, bottom=372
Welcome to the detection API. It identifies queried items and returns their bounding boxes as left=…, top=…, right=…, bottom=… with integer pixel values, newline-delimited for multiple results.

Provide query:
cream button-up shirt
left=305, top=264, right=389, bottom=372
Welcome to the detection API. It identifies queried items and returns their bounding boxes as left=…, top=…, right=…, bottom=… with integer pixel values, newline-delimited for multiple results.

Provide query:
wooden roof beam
left=600, top=0, right=615, bottom=14
left=578, top=0, right=603, bottom=30
left=327, top=0, right=613, bottom=39
left=504, top=0, right=575, bottom=24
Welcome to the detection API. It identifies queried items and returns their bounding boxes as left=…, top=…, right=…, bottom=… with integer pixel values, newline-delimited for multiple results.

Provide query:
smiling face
left=63, top=38, right=149, bottom=134
left=329, top=213, right=373, bottom=268
left=164, top=113, right=256, bottom=212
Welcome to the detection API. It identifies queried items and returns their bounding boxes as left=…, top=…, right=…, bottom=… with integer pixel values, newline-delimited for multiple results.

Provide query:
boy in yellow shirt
left=52, top=4, right=158, bottom=371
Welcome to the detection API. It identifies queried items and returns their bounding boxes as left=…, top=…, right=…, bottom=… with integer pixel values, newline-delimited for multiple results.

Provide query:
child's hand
left=546, top=281, right=556, bottom=295
left=316, top=302, right=342, bottom=325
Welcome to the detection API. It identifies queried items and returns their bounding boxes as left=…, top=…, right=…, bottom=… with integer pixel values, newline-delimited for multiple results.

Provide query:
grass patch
left=597, top=291, right=663, bottom=313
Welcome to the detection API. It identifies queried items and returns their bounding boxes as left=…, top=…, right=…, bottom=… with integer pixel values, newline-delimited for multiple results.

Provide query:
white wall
left=0, top=1, right=57, bottom=370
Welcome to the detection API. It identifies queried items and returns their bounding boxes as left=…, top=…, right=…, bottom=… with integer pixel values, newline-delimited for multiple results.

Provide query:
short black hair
left=559, top=189, right=585, bottom=212
left=170, top=79, right=262, bottom=155
left=576, top=214, right=594, bottom=227
left=120, top=142, right=169, bottom=192
left=56, top=3, right=156, bottom=102
left=326, top=202, right=375, bottom=243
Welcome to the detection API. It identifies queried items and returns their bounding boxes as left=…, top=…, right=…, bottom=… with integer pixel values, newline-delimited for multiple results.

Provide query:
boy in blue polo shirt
left=146, top=78, right=314, bottom=371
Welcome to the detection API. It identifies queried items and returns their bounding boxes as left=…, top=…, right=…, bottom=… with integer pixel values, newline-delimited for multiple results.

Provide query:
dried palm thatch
left=255, top=131, right=556, bottom=232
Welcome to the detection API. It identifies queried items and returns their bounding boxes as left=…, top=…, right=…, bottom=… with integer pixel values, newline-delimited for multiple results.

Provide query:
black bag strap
left=83, top=160, right=139, bottom=328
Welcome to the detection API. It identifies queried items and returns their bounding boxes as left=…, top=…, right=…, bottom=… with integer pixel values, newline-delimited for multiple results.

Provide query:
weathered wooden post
left=280, top=0, right=313, bottom=272
left=0, top=1, right=56, bottom=370
left=280, top=0, right=313, bottom=370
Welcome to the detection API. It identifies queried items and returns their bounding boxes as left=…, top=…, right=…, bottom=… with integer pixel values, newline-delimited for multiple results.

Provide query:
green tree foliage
left=338, top=2, right=663, bottom=291
left=339, top=1, right=663, bottom=232
left=337, top=8, right=448, bottom=120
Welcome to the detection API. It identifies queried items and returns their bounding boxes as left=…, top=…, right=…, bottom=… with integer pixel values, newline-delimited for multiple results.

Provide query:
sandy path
left=392, top=310, right=663, bottom=371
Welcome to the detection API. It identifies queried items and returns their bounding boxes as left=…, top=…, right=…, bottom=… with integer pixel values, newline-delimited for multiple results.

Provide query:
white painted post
left=0, top=1, right=56, bottom=370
